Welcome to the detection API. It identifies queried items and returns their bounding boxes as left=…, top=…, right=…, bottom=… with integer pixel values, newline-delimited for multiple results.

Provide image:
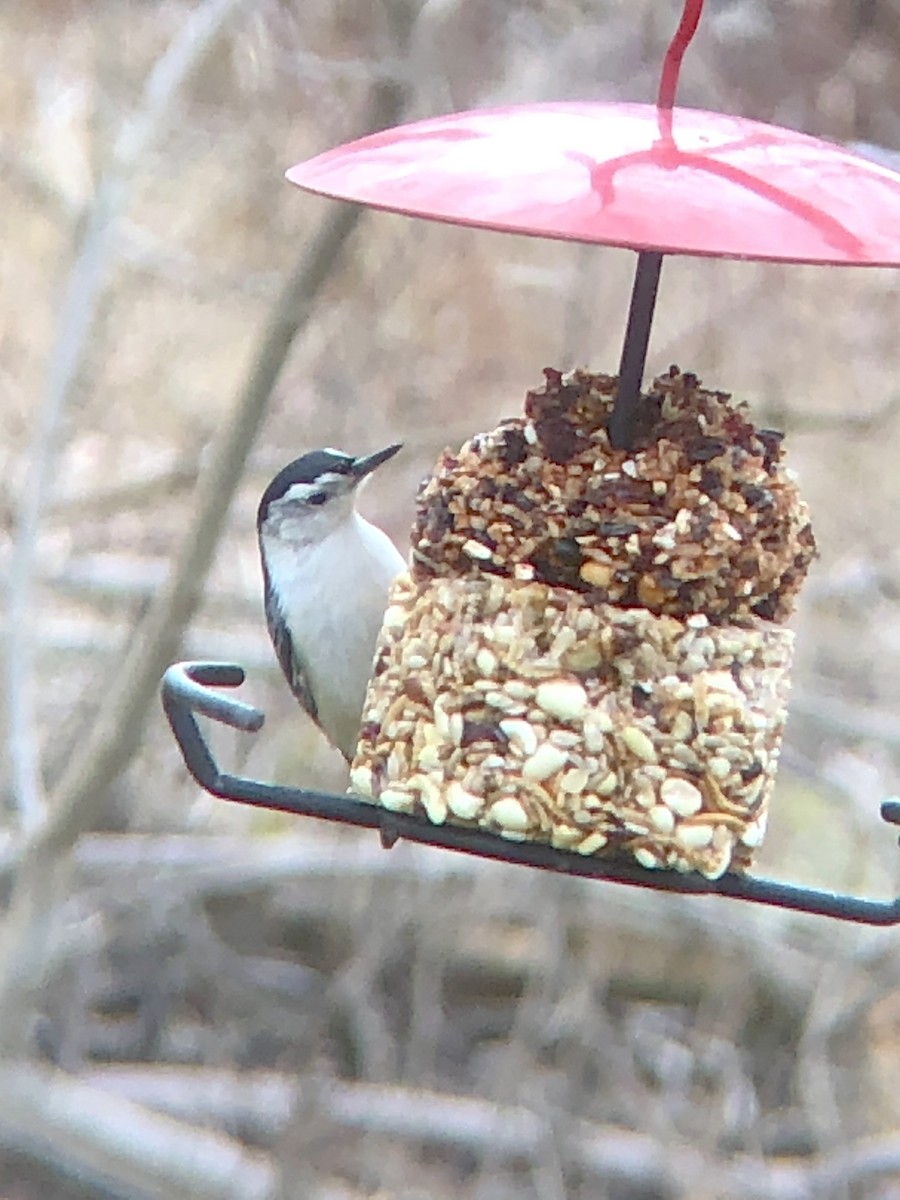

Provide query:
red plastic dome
left=287, top=101, right=900, bottom=267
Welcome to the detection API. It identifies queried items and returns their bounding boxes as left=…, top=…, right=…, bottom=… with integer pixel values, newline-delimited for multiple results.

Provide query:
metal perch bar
left=161, top=661, right=900, bottom=926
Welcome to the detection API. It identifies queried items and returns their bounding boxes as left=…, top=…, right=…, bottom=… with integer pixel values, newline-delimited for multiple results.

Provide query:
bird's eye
left=307, top=490, right=328, bottom=506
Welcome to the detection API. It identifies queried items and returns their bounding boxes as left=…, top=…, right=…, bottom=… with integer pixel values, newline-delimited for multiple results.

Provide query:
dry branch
left=0, top=827, right=866, bottom=1030
left=49, top=62, right=411, bottom=832
left=85, top=1066, right=298, bottom=1140
left=0, top=17, right=413, bottom=1066
left=42, top=166, right=386, bottom=844
left=83, top=1067, right=900, bottom=1200
left=0, top=188, right=378, bottom=1056
left=3, top=0, right=251, bottom=833
left=790, top=688, right=900, bottom=749
left=0, top=616, right=276, bottom=677
left=46, top=461, right=202, bottom=520
left=0, top=1062, right=277, bottom=1200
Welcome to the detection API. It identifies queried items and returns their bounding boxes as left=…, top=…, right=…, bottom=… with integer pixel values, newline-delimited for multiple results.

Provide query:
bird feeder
left=162, top=0, right=900, bottom=923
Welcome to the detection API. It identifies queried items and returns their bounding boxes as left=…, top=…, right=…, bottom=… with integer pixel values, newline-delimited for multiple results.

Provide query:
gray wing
left=263, top=574, right=319, bottom=722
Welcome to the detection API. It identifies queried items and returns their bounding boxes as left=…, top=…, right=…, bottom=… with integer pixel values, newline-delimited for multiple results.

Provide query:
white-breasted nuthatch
left=257, top=443, right=405, bottom=762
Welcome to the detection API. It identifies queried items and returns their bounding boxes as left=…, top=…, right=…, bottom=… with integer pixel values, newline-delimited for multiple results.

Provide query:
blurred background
left=3, top=0, right=900, bottom=1196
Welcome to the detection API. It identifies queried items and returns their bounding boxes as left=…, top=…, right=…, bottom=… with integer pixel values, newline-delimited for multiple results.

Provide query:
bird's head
left=257, top=443, right=402, bottom=547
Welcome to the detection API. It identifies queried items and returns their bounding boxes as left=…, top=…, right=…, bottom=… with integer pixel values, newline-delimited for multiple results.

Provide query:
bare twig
left=0, top=1062, right=277, bottom=1200
left=3, top=0, right=249, bottom=832
left=0, top=67, right=407, bottom=1059
left=794, top=957, right=860, bottom=1156
left=779, top=393, right=900, bottom=435
left=0, top=202, right=369, bottom=1058
left=0, top=828, right=860, bottom=1037
left=81, top=1068, right=900, bottom=1200
left=0, top=0, right=253, bottom=1057
left=0, top=616, right=276, bottom=676
left=790, top=688, right=900, bottom=749
left=46, top=460, right=202, bottom=520
left=84, top=1066, right=299, bottom=1140
left=38, top=76, right=408, bottom=840
left=44, top=206, right=370, bottom=842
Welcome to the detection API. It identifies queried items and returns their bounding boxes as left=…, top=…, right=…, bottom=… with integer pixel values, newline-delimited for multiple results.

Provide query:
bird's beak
left=350, top=443, right=403, bottom=481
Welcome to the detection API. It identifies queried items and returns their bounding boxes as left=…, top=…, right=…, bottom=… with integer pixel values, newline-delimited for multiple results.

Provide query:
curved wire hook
left=657, top=0, right=705, bottom=114
left=161, top=661, right=900, bottom=925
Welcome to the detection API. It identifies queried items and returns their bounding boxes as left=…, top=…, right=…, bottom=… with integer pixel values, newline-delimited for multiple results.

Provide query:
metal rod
left=160, top=661, right=900, bottom=926
left=606, top=0, right=706, bottom=451
left=608, top=250, right=664, bottom=451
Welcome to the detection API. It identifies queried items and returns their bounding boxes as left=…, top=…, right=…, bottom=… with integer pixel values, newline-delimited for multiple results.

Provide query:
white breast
left=262, top=513, right=405, bottom=759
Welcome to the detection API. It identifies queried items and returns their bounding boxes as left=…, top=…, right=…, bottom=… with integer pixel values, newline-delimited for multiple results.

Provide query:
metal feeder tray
left=162, top=0, right=900, bottom=922
left=162, top=661, right=900, bottom=926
